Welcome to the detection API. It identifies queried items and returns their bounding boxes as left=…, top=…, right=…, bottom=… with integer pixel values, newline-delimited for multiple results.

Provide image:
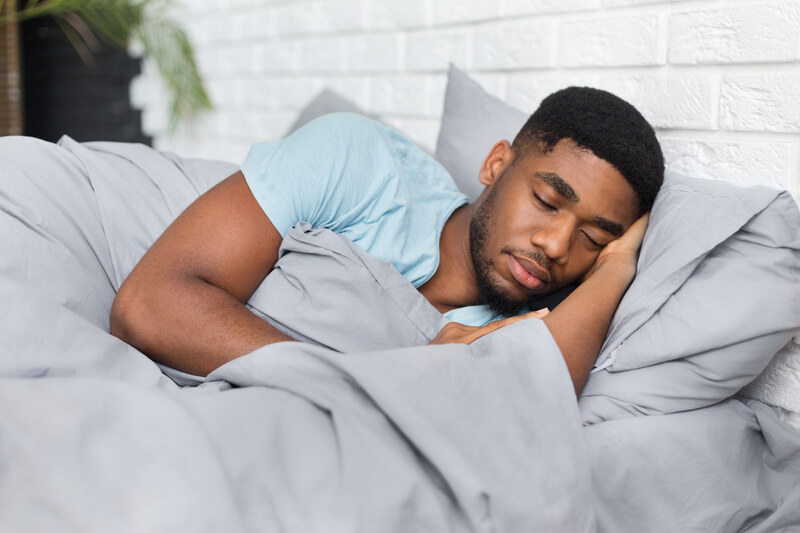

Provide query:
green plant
left=0, top=0, right=212, bottom=131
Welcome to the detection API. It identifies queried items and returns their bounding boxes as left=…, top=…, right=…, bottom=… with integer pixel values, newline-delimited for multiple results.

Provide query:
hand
left=429, top=308, right=550, bottom=345
left=582, top=212, right=650, bottom=282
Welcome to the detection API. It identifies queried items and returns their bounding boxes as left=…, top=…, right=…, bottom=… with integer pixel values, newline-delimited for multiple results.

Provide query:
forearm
left=111, top=274, right=293, bottom=376
left=542, top=259, right=634, bottom=395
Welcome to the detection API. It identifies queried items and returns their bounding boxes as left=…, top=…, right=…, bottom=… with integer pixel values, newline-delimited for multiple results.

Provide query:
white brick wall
left=133, top=0, right=800, bottom=207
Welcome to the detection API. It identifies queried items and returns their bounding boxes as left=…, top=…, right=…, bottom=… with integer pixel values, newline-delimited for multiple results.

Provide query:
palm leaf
left=134, top=13, right=212, bottom=131
left=0, top=0, right=211, bottom=131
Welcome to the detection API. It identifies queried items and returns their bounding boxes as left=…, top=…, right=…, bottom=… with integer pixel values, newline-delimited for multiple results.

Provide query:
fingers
left=597, top=212, right=650, bottom=261
left=624, top=212, right=650, bottom=246
left=613, top=212, right=650, bottom=258
left=504, top=307, right=550, bottom=324
left=472, top=307, right=550, bottom=340
left=430, top=309, right=549, bottom=345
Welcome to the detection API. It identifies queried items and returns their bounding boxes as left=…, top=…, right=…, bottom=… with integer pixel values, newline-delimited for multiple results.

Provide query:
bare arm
left=110, top=171, right=293, bottom=376
left=541, top=215, right=647, bottom=394
left=541, top=214, right=648, bottom=394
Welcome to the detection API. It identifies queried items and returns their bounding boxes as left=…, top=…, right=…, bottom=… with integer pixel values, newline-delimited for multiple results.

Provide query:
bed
left=1, top=66, right=799, bottom=532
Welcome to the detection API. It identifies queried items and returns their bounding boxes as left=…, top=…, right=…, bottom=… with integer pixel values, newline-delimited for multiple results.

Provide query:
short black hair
left=512, top=87, right=664, bottom=215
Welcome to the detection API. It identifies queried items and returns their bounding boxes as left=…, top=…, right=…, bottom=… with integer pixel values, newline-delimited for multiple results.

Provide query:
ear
left=478, top=140, right=515, bottom=187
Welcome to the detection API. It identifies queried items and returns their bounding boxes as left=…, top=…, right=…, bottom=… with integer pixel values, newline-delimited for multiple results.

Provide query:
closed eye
left=533, top=193, right=556, bottom=211
left=582, top=231, right=606, bottom=249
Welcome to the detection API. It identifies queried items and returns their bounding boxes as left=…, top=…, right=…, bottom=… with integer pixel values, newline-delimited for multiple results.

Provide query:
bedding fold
left=582, top=171, right=800, bottom=421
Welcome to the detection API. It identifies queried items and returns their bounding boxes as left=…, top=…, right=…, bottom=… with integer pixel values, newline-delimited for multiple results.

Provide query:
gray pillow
left=284, top=90, right=373, bottom=136
left=434, top=64, right=528, bottom=202
left=580, top=172, right=800, bottom=422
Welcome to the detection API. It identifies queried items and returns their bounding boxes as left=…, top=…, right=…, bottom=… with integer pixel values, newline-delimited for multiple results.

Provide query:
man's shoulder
left=300, top=112, right=390, bottom=143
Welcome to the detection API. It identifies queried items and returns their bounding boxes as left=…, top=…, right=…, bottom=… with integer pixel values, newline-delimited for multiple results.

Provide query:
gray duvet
left=1, top=135, right=799, bottom=532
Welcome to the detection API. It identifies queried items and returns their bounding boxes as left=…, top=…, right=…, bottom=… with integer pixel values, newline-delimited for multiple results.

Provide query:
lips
left=506, top=254, right=551, bottom=290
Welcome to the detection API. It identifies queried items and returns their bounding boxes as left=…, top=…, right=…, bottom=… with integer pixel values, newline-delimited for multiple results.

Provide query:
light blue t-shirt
left=241, top=112, right=502, bottom=326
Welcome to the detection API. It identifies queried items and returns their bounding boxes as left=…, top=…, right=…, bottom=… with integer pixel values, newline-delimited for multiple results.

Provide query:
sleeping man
left=110, top=87, right=664, bottom=394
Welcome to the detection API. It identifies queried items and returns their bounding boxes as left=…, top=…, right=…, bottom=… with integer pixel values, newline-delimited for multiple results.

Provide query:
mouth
left=506, top=254, right=552, bottom=290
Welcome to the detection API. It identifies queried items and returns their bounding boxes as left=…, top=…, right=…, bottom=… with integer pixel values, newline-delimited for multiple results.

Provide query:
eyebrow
left=593, top=217, right=625, bottom=237
left=534, top=171, right=625, bottom=237
left=534, top=172, right=579, bottom=204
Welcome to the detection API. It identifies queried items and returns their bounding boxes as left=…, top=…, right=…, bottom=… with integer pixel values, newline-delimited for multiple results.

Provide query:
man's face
left=469, top=139, right=639, bottom=316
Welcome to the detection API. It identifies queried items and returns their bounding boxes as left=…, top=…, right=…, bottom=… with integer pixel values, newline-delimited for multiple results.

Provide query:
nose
left=531, top=216, right=574, bottom=265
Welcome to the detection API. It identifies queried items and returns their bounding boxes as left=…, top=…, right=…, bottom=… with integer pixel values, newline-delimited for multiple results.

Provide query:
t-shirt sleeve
left=240, top=112, right=396, bottom=236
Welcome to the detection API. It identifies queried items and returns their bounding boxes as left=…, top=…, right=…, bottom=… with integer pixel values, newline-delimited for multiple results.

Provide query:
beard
left=469, top=184, right=532, bottom=318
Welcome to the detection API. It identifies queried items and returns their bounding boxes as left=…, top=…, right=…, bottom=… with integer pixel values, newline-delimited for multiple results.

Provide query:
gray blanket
left=1, top=135, right=799, bottom=532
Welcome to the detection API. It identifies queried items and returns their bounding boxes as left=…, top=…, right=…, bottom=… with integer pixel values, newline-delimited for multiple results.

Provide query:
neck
left=419, top=204, right=480, bottom=314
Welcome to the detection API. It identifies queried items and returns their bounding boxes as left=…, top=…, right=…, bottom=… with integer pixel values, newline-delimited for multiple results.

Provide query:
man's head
left=469, top=86, right=664, bottom=316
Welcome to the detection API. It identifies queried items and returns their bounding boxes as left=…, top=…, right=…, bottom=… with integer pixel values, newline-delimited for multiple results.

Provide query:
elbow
left=110, top=281, right=149, bottom=350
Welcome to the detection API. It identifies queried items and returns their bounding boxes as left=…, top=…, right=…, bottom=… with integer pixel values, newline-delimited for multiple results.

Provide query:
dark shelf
left=20, top=16, right=152, bottom=145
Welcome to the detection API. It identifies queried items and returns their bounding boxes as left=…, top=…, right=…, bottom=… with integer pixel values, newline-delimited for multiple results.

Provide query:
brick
left=193, top=13, right=230, bottom=45
left=594, top=76, right=716, bottom=130
left=142, top=106, right=168, bottom=136
left=301, top=37, right=346, bottom=72
left=720, top=74, right=800, bottom=133
left=191, top=113, right=221, bottom=140
left=505, top=72, right=594, bottom=115
left=225, top=0, right=260, bottom=8
left=369, top=75, right=443, bottom=116
left=239, top=111, right=277, bottom=141
left=230, top=12, right=248, bottom=40
left=469, top=73, right=507, bottom=101
left=229, top=79, right=249, bottom=108
left=226, top=45, right=255, bottom=74
left=473, top=20, right=554, bottom=70
left=194, top=48, right=220, bottom=76
left=242, top=79, right=280, bottom=109
left=793, top=144, right=800, bottom=203
left=319, top=0, right=368, bottom=32
left=195, top=138, right=250, bottom=165
left=602, top=0, right=667, bottom=6
left=129, top=70, right=169, bottom=111
left=215, top=47, right=239, bottom=75
left=506, top=0, right=600, bottom=16
left=659, top=137, right=794, bottom=190
left=346, top=34, right=401, bottom=72
left=367, top=0, right=430, bottom=29
left=214, top=0, right=248, bottom=9
left=276, top=77, right=325, bottom=109
left=236, top=110, right=294, bottom=144
left=559, top=15, right=662, bottom=67
left=204, top=79, right=234, bottom=110
left=406, top=28, right=469, bottom=71
left=184, top=17, right=215, bottom=47
left=248, top=44, right=265, bottom=74
left=247, top=110, right=294, bottom=141
left=433, top=0, right=502, bottom=25
left=322, top=76, right=371, bottom=110
left=214, top=110, right=245, bottom=138
left=128, top=76, right=148, bottom=108
left=669, top=3, right=800, bottom=64
left=239, top=8, right=274, bottom=40
left=260, top=41, right=300, bottom=73
left=263, top=111, right=298, bottom=140
left=428, top=75, right=448, bottom=117
left=274, top=1, right=327, bottom=37
left=179, top=0, right=218, bottom=15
